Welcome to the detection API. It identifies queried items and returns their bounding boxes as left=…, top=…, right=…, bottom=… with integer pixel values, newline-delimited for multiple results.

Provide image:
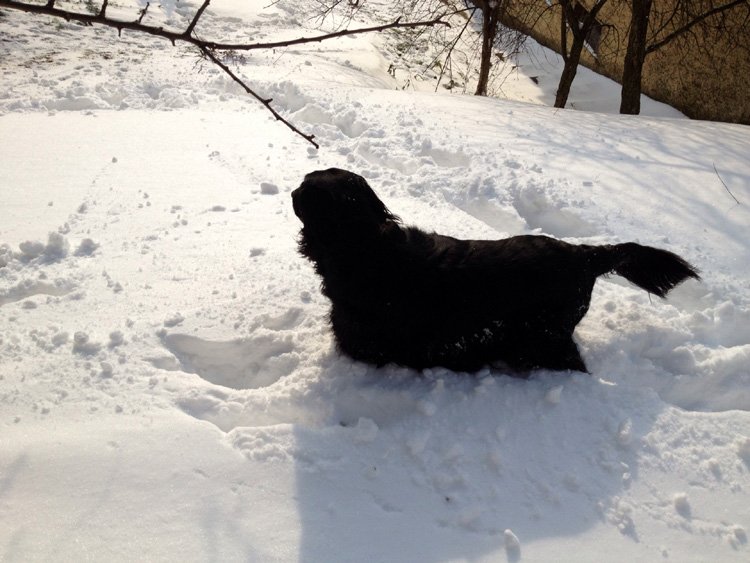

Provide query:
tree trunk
left=475, top=3, right=499, bottom=96
left=554, top=0, right=609, bottom=109
left=620, top=0, right=653, bottom=115
left=554, top=36, right=585, bottom=108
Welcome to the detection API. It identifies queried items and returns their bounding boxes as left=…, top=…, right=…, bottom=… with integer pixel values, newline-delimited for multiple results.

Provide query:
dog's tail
left=593, top=242, right=700, bottom=298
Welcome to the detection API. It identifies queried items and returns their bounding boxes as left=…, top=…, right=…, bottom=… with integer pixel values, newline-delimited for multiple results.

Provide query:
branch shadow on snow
left=522, top=116, right=750, bottom=256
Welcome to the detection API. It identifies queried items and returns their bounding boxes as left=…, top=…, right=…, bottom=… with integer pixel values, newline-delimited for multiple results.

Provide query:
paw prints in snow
left=0, top=277, right=77, bottom=307
left=294, top=104, right=369, bottom=139
left=510, top=181, right=597, bottom=238
left=0, top=233, right=79, bottom=306
left=356, top=137, right=471, bottom=176
left=163, top=332, right=298, bottom=390
left=419, top=138, right=470, bottom=168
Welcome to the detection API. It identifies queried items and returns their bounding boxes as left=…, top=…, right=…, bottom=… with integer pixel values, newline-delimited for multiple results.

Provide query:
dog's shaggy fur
left=292, top=168, right=700, bottom=374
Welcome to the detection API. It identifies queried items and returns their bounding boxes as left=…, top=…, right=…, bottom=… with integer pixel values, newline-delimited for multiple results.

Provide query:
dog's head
left=292, top=169, right=398, bottom=248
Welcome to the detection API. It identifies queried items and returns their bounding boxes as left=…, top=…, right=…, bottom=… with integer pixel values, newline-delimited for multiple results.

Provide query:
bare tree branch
left=136, top=1, right=149, bottom=25
left=185, top=0, right=211, bottom=37
left=646, top=0, right=749, bottom=54
left=199, top=46, right=320, bottom=149
left=433, top=8, right=476, bottom=91
left=713, top=162, right=741, bottom=205
left=217, top=16, right=451, bottom=51
left=0, top=1, right=449, bottom=51
left=0, top=0, right=450, bottom=147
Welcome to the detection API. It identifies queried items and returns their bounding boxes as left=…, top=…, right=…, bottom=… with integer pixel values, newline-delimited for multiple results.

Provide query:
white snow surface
left=1, top=1, right=750, bottom=561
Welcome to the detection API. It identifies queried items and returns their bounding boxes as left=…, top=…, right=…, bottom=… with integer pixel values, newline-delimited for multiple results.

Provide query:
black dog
left=292, top=168, right=699, bottom=374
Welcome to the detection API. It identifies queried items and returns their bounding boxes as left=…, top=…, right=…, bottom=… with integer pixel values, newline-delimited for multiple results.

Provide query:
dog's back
left=293, top=168, right=700, bottom=374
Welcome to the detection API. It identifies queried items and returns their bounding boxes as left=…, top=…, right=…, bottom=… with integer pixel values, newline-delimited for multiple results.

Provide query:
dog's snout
left=291, top=186, right=303, bottom=203
left=292, top=181, right=334, bottom=223
left=291, top=186, right=304, bottom=219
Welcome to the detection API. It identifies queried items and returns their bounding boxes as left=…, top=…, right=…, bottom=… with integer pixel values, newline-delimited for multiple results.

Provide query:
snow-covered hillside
left=1, top=1, right=749, bottom=561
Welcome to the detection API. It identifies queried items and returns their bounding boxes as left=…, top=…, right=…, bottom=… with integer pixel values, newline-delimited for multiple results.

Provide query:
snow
left=1, top=1, right=749, bottom=561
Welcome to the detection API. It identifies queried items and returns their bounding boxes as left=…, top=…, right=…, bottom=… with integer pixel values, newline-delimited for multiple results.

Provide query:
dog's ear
left=349, top=173, right=399, bottom=226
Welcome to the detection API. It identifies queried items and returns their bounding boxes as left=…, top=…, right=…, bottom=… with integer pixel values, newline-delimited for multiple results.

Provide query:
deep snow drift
left=1, top=1, right=749, bottom=561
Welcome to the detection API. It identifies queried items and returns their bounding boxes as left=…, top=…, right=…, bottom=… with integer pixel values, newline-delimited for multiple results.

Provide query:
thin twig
left=136, top=2, right=149, bottom=25
left=434, top=8, right=476, bottom=92
left=713, top=162, right=741, bottom=204
left=200, top=47, right=319, bottom=149
left=185, top=0, right=211, bottom=37
left=213, top=16, right=450, bottom=51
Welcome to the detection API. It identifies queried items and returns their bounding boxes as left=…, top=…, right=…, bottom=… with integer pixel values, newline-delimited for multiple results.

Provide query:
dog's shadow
left=161, top=311, right=656, bottom=560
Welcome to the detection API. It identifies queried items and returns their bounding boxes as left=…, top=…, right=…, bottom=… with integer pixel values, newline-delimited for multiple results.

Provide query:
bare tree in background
left=0, top=0, right=449, bottom=147
left=553, top=0, right=609, bottom=108
left=620, top=0, right=652, bottom=115
left=465, top=1, right=529, bottom=96
left=470, top=0, right=504, bottom=95
left=620, top=0, right=750, bottom=115
left=314, top=0, right=529, bottom=96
